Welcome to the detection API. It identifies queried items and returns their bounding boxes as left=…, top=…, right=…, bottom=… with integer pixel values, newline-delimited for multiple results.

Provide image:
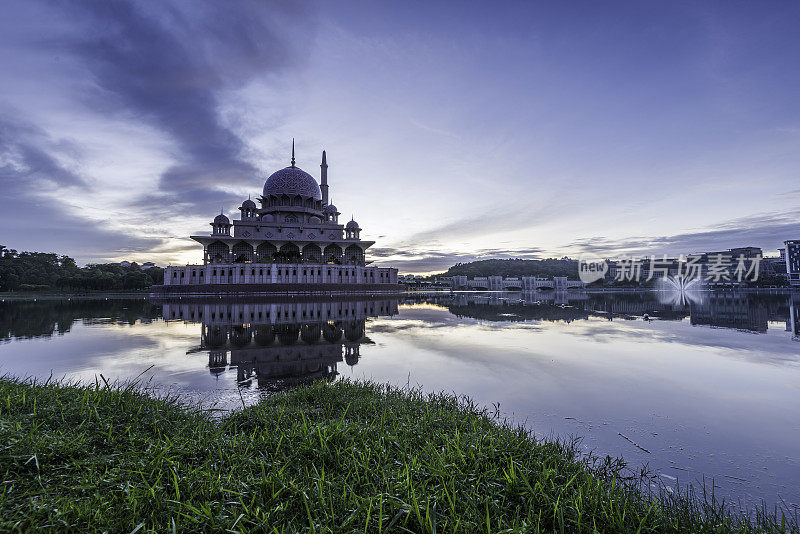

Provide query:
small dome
left=242, top=199, right=256, bottom=209
left=323, top=204, right=339, bottom=213
left=346, top=219, right=360, bottom=229
left=214, top=213, right=230, bottom=224
left=263, top=166, right=322, bottom=200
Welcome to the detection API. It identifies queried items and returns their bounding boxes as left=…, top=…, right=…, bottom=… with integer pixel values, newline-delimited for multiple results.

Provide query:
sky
left=1, top=0, right=799, bottom=274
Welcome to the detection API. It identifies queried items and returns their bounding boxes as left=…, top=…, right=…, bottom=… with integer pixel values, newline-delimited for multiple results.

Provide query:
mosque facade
left=161, top=144, right=399, bottom=291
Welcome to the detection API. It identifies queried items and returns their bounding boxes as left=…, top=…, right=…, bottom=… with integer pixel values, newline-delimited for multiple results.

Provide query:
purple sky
left=1, top=0, right=799, bottom=273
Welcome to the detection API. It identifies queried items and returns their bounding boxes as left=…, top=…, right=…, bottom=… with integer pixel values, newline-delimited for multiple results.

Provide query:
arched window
left=278, top=243, right=301, bottom=263
left=207, top=242, right=229, bottom=264
left=323, top=244, right=342, bottom=264
left=345, top=245, right=364, bottom=266
left=256, top=242, right=276, bottom=263
left=302, top=244, right=322, bottom=264
left=232, top=242, right=254, bottom=263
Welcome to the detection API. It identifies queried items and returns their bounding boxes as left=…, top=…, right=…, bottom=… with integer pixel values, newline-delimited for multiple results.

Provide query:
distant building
left=785, top=240, right=800, bottom=287
left=140, top=262, right=156, bottom=270
left=448, top=275, right=584, bottom=291
left=607, top=247, right=766, bottom=287
left=118, top=261, right=131, bottom=268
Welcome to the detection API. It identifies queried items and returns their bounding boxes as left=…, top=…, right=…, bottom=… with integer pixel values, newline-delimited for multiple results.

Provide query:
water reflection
left=1, top=292, right=799, bottom=508
left=160, top=298, right=398, bottom=390
left=0, top=298, right=159, bottom=341
left=408, top=291, right=799, bottom=337
left=2, top=292, right=797, bottom=344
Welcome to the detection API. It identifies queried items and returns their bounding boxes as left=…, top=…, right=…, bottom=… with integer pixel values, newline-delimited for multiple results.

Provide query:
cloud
left=394, top=198, right=565, bottom=248
left=370, top=246, right=545, bottom=273
left=0, top=119, right=86, bottom=189
left=50, top=0, right=313, bottom=213
left=0, top=116, right=164, bottom=261
left=568, top=210, right=800, bottom=257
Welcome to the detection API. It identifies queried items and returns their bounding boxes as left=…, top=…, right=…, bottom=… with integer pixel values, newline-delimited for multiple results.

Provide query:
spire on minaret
left=291, top=138, right=296, bottom=167
left=320, top=149, right=329, bottom=205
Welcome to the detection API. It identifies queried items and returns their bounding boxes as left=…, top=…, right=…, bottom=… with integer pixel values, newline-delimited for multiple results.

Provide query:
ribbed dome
left=323, top=204, right=339, bottom=213
left=214, top=213, right=230, bottom=224
left=263, top=166, right=322, bottom=201
left=242, top=199, right=256, bottom=209
left=346, top=219, right=360, bottom=229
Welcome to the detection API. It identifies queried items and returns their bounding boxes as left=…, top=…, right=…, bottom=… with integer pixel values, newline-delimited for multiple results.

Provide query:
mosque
left=161, top=143, right=399, bottom=291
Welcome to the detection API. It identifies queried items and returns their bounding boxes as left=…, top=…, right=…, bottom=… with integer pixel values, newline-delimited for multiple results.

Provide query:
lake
left=1, top=290, right=798, bottom=510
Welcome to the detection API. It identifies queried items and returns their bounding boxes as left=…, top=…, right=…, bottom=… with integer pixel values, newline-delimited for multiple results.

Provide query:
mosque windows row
left=262, top=195, right=323, bottom=210
left=166, top=264, right=395, bottom=285
left=204, top=242, right=364, bottom=266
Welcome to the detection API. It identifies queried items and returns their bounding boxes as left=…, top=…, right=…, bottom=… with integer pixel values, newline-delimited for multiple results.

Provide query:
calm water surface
left=1, top=291, right=799, bottom=509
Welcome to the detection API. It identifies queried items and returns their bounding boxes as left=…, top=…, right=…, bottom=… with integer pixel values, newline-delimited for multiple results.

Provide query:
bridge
left=450, top=275, right=585, bottom=291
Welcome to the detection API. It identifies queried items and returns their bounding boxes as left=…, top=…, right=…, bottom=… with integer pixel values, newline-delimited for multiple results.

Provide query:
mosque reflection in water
left=160, top=298, right=399, bottom=390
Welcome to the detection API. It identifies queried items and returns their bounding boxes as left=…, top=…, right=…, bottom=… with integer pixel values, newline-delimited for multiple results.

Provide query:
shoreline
left=2, top=286, right=797, bottom=301
left=0, top=377, right=796, bottom=532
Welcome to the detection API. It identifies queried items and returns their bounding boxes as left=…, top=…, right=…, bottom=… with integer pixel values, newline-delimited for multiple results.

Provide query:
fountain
left=654, top=276, right=705, bottom=306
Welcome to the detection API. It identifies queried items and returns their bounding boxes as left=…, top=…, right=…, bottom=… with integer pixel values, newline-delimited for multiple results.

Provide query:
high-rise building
left=784, top=240, right=800, bottom=287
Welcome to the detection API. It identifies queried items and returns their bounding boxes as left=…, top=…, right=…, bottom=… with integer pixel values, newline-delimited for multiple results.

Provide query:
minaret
left=320, top=150, right=329, bottom=205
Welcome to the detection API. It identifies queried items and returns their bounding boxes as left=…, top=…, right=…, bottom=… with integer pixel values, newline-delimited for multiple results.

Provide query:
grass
left=0, top=377, right=797, bottom=533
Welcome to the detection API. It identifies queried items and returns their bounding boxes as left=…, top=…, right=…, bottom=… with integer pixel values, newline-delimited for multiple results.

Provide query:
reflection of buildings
left=689, top=293, right=769, bottom=332
left=408, top=291, right=799, bottom=337
left=790, top=294, right=800, bottom=340
left=162, top=298, right=398, bottom=390
left=785, top=240, right=800, bottom=288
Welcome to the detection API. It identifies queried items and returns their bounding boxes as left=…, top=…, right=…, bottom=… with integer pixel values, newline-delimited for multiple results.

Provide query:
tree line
left=0, top=248, right=163, bottom=291
left=444, top=258, right=579, bottom=279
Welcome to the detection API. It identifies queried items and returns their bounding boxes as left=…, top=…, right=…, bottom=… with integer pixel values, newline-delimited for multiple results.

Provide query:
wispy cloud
left=391, top=199, right=565, bottom=249
left=51, top=0, right=312, bottom=213
left=371, top=246, right=545, bottom=273
left=0, top=116, right=163, bottom=259
left=568, top=210, right=800, bottom=257
left=0, top=119, right=86, bottom=189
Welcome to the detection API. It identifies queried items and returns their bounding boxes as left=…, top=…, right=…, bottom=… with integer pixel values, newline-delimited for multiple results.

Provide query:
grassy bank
left=0, top=378, right=796, bottom=533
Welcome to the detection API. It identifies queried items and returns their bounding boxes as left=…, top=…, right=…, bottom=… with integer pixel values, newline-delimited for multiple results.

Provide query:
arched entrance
left=232, top=242, right=254, bottom=263
left=324, top=244, right=342, bottom=264
left=302, top=244, right=322, bottom=264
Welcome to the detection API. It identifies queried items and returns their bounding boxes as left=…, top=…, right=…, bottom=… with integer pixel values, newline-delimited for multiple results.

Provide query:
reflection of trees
left=0, top=299, right=161, bottom=341
left=322, top=322, right=343, bottom=342
left=448, top=303, right=591, bottom=323
left=253, top=326, right=275, bottom=346
left=230, top=326, right=251, bottom=347
left=300, top=324, right=321, bottom=343
left=275, top=324, right=301, bottom=345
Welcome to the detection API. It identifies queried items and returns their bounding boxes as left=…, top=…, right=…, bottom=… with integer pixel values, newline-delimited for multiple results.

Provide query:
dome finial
left=291, top=138, right=295, bottom=168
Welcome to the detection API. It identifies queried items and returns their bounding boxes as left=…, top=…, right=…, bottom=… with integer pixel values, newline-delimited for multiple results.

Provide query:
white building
left=162, top=143, right=398, bottom=291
